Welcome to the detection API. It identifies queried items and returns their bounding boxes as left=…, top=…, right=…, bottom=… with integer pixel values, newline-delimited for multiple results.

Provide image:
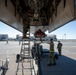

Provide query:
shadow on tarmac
left=40, top=53, right=76, bottom=75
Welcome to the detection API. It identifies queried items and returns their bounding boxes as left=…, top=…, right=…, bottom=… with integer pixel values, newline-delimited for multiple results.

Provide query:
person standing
left=6, top=38, right=8, bottom=44
left=48, top=38, right=56, bottom=66
left=19, top=40, right=21, bottom=45
left=57, top=41, right=62, bottom=56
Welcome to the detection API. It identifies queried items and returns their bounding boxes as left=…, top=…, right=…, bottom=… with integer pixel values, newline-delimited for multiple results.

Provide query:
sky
left=0, top=22, right=22, bottom=38
left=0, top=20, right=76, bottom=39
left=45, top=20, right=76, bottom=39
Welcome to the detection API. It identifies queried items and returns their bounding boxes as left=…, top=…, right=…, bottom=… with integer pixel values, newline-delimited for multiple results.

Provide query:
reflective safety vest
left=50, top=50, right=54, bottom=52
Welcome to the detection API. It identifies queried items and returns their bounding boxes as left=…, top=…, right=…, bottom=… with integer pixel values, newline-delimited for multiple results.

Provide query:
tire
left=55, top=54, right=58, bottom=59
left=16, top=54, right=20, bottom=60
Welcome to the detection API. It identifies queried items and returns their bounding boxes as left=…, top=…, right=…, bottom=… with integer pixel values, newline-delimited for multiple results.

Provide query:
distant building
left=16, top=34, right=57, bottom=41
left=16, top=34, right=34, bottom=41
left=0, top=34, right=8, bottom=41
left=30, top=36, right=34, bottom=41
left=30, top=34, right=57, bottom=41
left=16, top=35, right=22, bottom=41
left=45, top=35, right=57, bottom=41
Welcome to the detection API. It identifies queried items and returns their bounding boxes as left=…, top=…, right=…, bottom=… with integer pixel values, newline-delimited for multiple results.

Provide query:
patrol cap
left=58, top=41, right=60, bottom=42
left=50, top=38, right=53, bottom=41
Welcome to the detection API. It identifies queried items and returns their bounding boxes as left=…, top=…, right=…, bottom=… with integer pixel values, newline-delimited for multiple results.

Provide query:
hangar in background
left=0, top=34, right=8, bottom=41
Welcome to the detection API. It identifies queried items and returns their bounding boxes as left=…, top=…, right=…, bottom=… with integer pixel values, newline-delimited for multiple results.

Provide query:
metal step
left=22, top=49, right=31, bottom=51
left=22, top=43, right=30, bottom=45
left=22, top=52, right=31, bottom=55
left=22, top=56, right=33, bottom=59
left=22, top=38, right=29, bottom=40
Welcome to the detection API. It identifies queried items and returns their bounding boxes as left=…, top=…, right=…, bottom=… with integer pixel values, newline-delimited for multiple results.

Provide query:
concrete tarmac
left=0, top=41, right=76, bottom=75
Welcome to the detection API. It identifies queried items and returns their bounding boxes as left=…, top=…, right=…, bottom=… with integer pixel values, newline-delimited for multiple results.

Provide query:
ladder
left=16, top=31, right=36, bottom=75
